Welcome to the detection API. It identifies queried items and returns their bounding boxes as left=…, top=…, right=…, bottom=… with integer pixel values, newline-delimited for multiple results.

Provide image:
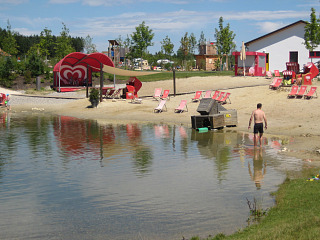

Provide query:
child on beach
left=5, top=94, right=11, bottom=110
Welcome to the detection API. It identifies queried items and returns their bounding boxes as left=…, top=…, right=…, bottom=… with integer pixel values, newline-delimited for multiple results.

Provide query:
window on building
left=289, top=51, right=298, bottom=62
left=309, top=51, right=320, bottom=58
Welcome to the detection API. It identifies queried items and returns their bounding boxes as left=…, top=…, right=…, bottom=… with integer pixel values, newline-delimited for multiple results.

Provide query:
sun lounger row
left=154, top=99, right=188, bottom=113
left=153, top=88, right=170, bottom=101
left=287, top=85, right=317, bottom=99
left=192, top=90, right=231, bottom=104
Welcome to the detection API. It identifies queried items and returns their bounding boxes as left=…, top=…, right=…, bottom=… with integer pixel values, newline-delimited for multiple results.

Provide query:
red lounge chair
left=153, top=88, right=162, bottom=100
left=269, top=78, right=278, bottom=89
left=203, top=90, right=212, bottom=98
left=174, top=100, right=188, bottom=113
left=296, top=85, right=307, bottom=98
left=154, top=99, right=167, bottom=113
left=266, top=71, right=273, bottom=79
left=161, top=89, right=170, bottom=100
left=212, top=90, right=220, bottom=100
left=274, top=70, right=280, bottom=77
left=216, top=92, right=225, bottom=101
left=192, top=91, right=202, bottom=102
left=287, top=85, right=299, bottom=98
left=304, top=86, right=318, bottom=99
left=218, top=92, right=231, bottom=104
left=271, top=78, right=282, bottom=90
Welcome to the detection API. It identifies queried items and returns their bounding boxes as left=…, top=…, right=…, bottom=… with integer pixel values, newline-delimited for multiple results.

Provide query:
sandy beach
left=2, top=75, right=320, bottom=162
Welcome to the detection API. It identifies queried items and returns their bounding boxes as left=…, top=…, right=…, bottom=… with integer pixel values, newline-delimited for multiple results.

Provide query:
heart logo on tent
left=60, top=65, right=87, bottom=82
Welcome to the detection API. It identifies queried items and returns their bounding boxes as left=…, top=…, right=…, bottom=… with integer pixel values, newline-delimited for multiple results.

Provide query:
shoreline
left=2, top=75, right=320, bottom=162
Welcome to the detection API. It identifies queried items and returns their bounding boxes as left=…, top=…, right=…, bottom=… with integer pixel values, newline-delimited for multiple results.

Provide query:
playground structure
left=232, top=51, right=266, bottom=77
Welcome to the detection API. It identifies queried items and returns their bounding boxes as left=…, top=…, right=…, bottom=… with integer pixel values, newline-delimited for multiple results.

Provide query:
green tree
left=130, top=21, right=154, bottom=60
left=39, top=28, right=54, bottom=61
left=0, top=57, right=17, bottom=87
left=189, top=32, right=197, bottom=54
left=83, top=34, right=96, bottom=53
left=304, top=7, right=320, bottom=58
left=178, top=32, right=197, bottom=70
left=26, top=52, right=44, bottom=77
left=55, top=22, right=75, bottom=59
left=214, top=16, right=236, bottom=70
left=198, top=31, right=206, bottom=54
left=2, top=20, right=19, bottom=56
left=160, top=35, right=174, bottom=57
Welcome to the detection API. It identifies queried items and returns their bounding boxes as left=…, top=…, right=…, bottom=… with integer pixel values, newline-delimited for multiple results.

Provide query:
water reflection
left=0, top=114, right=307, bottom=240
left=248, top=148, right=266, bottom=190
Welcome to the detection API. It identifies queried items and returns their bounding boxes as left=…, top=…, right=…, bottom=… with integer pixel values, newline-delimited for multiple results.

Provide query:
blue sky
left=0, top=0, right=319, bottom=54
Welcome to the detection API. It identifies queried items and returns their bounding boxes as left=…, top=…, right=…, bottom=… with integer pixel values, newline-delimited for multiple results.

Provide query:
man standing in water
left=248, top=103, right=267, bottom=147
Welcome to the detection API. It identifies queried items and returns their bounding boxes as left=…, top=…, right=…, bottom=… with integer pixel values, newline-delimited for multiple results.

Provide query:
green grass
left=109, top=70, right=234, bottom=82
left=191, top=168, right=320, bottom=240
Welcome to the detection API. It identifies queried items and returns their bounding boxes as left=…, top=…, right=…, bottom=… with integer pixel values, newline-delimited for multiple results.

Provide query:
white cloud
left=223, top=10, right=309, bottom=21
left=13, top=27, right=39, bottom=36
left=254, top=21, right=287, bottom=34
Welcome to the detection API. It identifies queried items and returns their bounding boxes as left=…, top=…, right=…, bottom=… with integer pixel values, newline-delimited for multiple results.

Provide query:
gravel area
left=10, top=95, right=80, bottom=106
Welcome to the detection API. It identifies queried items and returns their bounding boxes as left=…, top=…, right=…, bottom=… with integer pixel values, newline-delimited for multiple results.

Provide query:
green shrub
left=24, top=70, right=32, bottom=84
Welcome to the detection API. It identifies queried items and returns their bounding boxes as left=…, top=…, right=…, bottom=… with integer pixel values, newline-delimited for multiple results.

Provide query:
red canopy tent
left=53, top=52, right=115, bottom=91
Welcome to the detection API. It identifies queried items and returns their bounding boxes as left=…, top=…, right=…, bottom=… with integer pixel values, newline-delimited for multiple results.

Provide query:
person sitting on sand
left=248, top=103, right=267, bottom=147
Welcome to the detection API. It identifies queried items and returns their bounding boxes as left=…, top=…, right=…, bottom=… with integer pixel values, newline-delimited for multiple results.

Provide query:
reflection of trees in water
left=191, top=130, right=244, bottom=182
left=24, top=115, right=53, bottom=159
left=0, top=113, right=16, bottom=180
left=0, top=113, right=53, bottom=179
left=132, top=146, right=153, bottom=177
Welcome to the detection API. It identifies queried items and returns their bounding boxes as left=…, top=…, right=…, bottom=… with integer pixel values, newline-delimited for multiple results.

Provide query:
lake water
left=0, top=112, right=304, bottom=240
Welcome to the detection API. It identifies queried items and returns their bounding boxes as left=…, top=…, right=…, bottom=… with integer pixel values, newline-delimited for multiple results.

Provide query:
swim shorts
left=254, top=123, right=264, bottom=134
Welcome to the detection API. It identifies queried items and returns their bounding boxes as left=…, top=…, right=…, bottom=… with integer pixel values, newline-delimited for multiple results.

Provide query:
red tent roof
left=53, top=52, right=115, bottom=72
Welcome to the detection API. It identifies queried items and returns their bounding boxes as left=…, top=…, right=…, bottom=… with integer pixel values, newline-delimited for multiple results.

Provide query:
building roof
left=245, top=20, right=307, bottom=46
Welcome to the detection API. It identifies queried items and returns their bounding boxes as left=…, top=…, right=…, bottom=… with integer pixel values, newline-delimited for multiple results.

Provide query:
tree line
left=0, top=17, right=236, bottom=88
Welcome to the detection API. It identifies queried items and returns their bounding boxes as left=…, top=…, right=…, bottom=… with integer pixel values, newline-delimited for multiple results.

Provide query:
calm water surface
left=0, top=112, right=304, bottom=240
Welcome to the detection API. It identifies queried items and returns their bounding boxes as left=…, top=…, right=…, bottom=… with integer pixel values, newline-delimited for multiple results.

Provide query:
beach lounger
left=215, top=92, right=225, bottom=102
left=287, top=85, right=299, bottom=98
left=271, top=78, right=282, bottom=90
left=102, top=88, right=114, bottom=98
left=218, top=92, right=231, bottom=104
left=266, top=71, right=273, bottom=79
left=111, top=88, right=122, bottom=99
left=274, top=70, right=280, bottom=77
left=296, top=85, right=307, bottom=98
left=269, top=78, right=278, bottom=89
left=154, top=99, right=167, bottom=113
left=304, top=86, right=318, bottom=99
left=212, top=90, right=220, bottom=100
left=153, top=88, right=162, bottom=100
left=192, top=91, right=202, bottom=102
left=131, top=96, right=142, bottom=104
left=174, top=100, right=188, bottom=113
left=203, top=90, right=212, bottom=98
left=161, top=89, right=170, bottom=100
